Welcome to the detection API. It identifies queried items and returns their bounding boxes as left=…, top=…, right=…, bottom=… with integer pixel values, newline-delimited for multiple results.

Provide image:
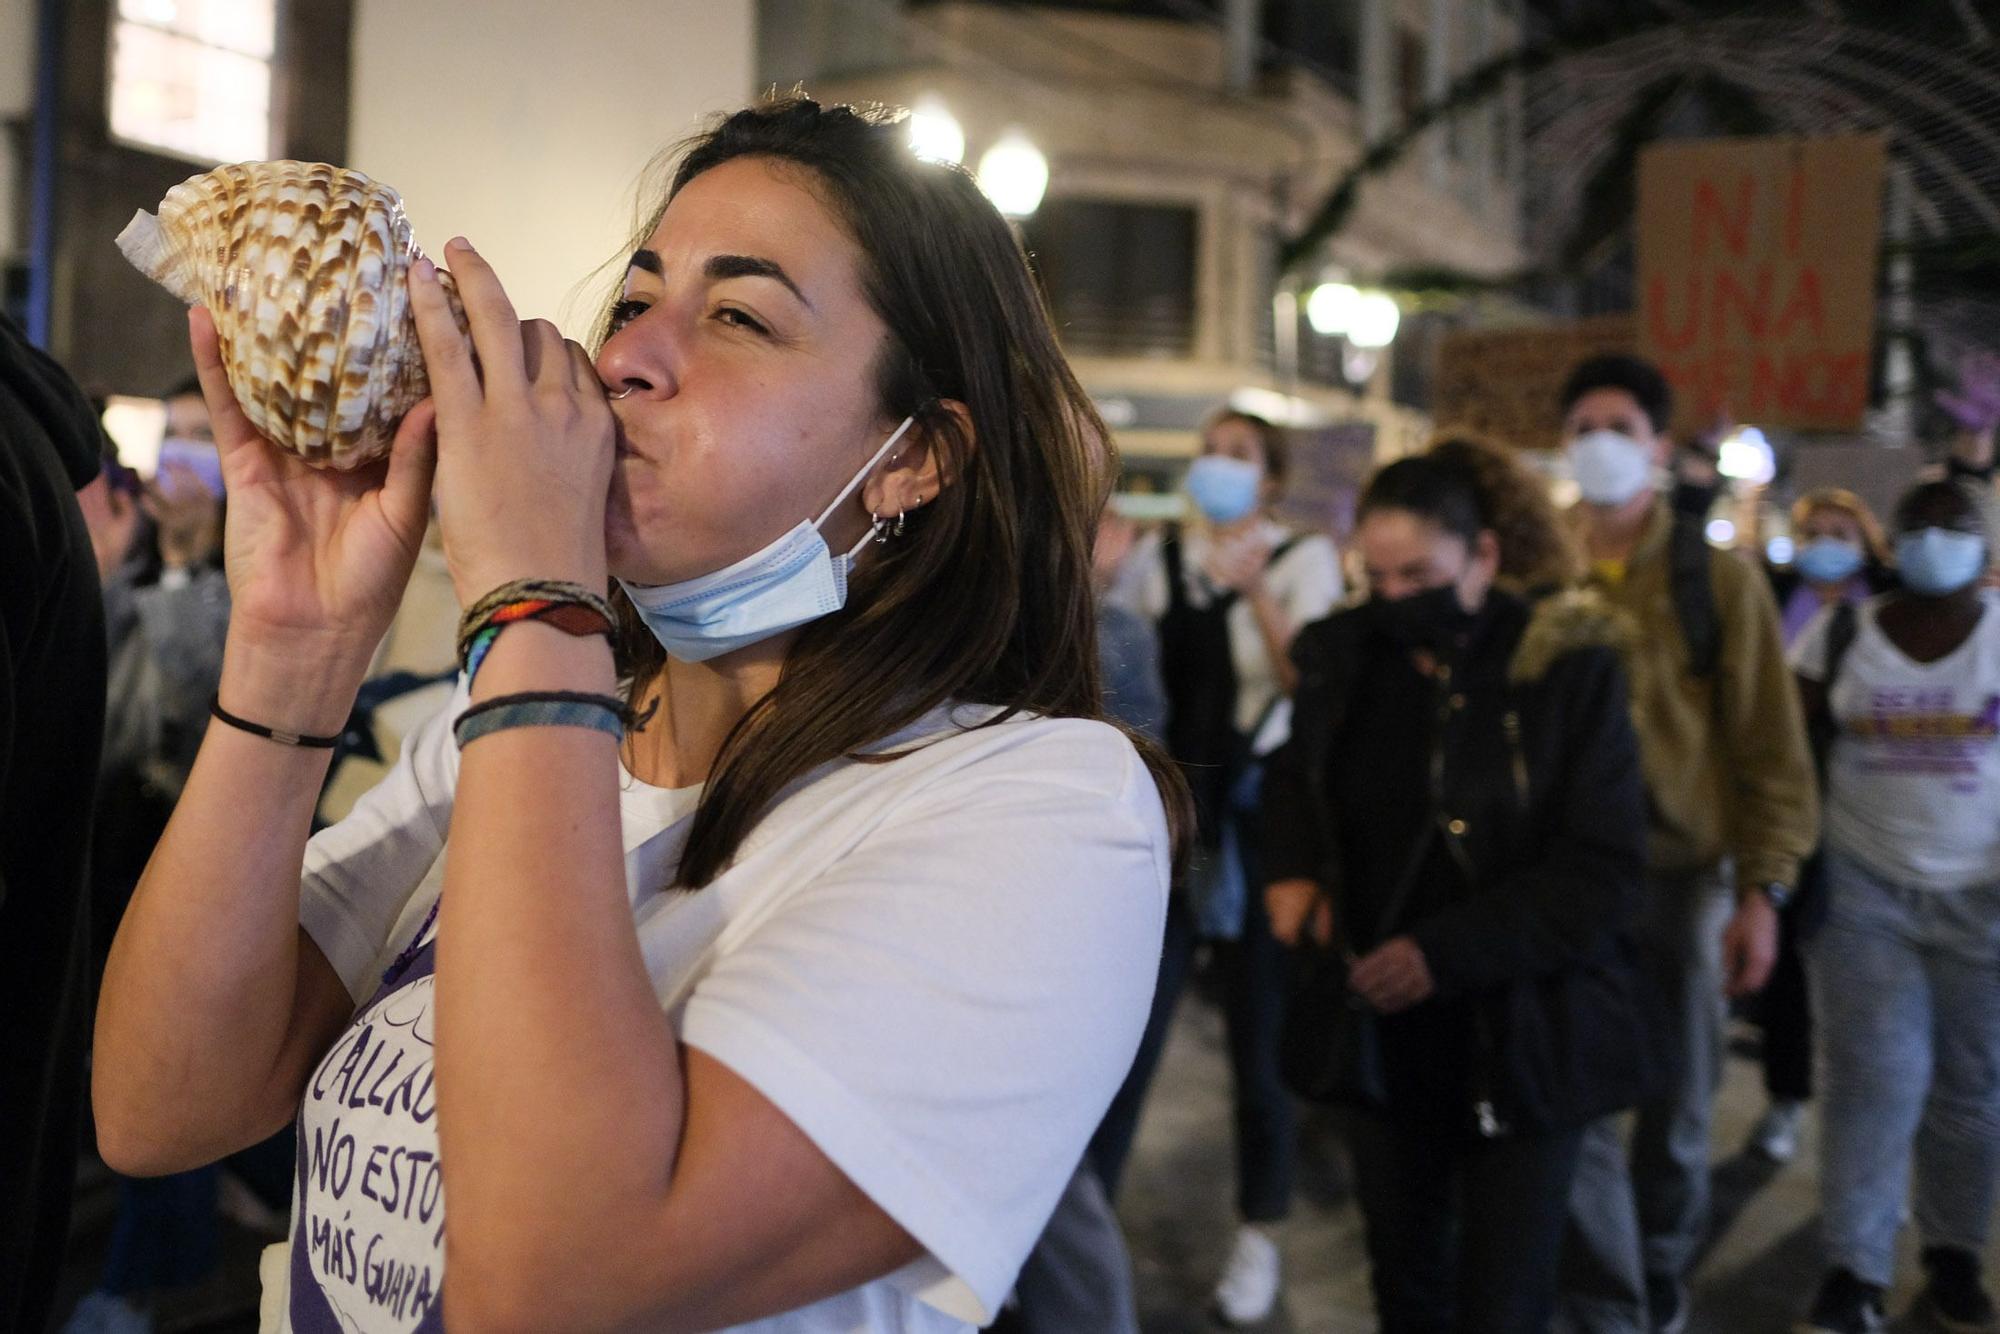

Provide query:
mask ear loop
left=827, top=416, right=918, bottom=560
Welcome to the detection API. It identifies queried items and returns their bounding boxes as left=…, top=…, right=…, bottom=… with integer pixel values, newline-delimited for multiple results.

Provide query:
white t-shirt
left=1109, top=521, right=1344, bottom=736
left=1791, top=592, right=2000, bottom=890
left=261, top=681, right=1171, bottom=1334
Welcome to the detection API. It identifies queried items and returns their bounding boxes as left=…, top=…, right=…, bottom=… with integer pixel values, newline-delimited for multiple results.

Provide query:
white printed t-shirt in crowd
left=1791, top=591, right=2000, bottom=890
left=1109, top=520, right=1343, bottom=737
left=260, top=681, right=1172, bottom=1334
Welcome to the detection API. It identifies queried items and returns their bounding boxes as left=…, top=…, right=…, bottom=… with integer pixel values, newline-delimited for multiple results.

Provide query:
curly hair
left=1426, top=436, right=1582, bottom=591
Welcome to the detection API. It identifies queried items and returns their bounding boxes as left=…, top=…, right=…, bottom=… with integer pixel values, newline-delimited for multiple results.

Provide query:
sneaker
left=1919, top=1246, right=1999, bottom=1333
left=1751, top=1099, right=1807, bottom=1163
left=1796, top=1268, right=1885, bottom=1333
left=1211, top=1225, right=1281, bottom=1327
left=1646, top=1271, right=1690, bottom=1334
left=60, top=1292, right=153, bottom=1334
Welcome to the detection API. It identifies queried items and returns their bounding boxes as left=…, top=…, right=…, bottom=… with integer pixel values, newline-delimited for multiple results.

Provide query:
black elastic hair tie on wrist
left=210, top=696, right=342, bottom=749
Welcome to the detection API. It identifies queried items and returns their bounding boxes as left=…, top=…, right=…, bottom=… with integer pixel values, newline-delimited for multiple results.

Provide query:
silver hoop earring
left=871, top=512, right=892, bottom=545
left=893, top=509, right=907, bottom=539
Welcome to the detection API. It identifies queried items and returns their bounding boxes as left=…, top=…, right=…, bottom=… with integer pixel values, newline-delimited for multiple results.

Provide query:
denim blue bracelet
left=451, top=691, right=627, bottom=750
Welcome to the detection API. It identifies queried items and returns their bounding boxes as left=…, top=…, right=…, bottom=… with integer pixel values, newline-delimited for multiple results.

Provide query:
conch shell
left=117, top=160, right=467, bottom=470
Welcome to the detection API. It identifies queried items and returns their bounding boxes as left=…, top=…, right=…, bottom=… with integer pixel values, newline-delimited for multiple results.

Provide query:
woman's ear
left=1472, top=529, right=1503, bottom=583
left=862, top=399, right=969, bottom=517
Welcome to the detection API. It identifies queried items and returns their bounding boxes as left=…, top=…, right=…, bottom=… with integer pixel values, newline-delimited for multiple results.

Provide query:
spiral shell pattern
left=118, top=160, right=467, bottom=470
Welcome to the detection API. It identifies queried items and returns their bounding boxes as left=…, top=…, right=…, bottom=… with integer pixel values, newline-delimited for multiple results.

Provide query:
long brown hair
left=602, top=97, right=1188, bottom=888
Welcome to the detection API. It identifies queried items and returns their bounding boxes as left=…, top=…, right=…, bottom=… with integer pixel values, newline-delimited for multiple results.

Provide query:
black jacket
left=1261, top=589, right=1652, bottom=1134
left=0, top=313, right=107, bottom=1334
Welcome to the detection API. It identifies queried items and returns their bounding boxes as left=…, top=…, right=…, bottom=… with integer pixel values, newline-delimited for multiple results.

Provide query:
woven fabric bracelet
left=456, top=579, right=617, bottom=686
left=451, top=690, right=629, bottom=750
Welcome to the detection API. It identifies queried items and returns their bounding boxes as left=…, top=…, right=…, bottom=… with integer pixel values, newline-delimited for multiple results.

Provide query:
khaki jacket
left=1580, top=501, right=1819, bottom=888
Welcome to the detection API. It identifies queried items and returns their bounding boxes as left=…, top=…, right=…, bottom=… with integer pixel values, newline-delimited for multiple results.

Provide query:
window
left=1264, top=0, right=1363, bottom=99
left=1021, top=199, right=1199, bottom=358
left=109, top=0, right=278, bottom=164
left=1396, top=27, right=1427, bottom=122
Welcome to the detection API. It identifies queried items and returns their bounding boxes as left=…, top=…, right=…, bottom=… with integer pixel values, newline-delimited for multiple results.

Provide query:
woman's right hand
left=192, top=306, right=438, bottom=729
left=1266, top=877, right=1332, bottom=948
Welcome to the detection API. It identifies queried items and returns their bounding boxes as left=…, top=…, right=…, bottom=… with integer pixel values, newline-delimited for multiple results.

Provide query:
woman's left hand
left=1348, top=936, right=1435, bottom=1014
left=410, top=237, right=616, bottom=604
left=1203, top=528, right=1274, bottom=595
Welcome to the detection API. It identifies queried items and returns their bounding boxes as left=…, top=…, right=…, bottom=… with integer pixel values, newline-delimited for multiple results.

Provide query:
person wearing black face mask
left=1261, top=440, right=1651, bottom=1334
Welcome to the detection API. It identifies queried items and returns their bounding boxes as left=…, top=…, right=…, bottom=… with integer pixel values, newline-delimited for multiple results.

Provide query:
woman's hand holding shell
left=410, top=238, right=615, bottom=607
left=193, top=306, right=438, bottom=732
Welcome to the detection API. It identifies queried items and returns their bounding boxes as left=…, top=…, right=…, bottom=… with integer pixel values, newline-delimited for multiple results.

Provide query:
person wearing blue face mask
left=1099, top=408, right=1342, bottom=1326
left=1790, top=480, right=2000, bottom=1334
left=90, top=98, right=1190, bottom=1334
left=1735, top=490, right=1900, bottom=1175
left=1772, top=490, right=1897, bottom=651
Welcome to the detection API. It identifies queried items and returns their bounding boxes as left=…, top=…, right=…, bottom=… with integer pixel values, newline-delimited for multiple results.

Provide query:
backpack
left=1668, top=510, right=1721, bottom=677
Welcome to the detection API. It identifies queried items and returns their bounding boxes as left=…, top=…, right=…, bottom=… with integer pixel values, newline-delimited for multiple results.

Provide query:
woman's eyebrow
left=624, top=249, right=812, bottom=314
left=624, top=249, right=815, bottom=311
left=704, top=253, right=813, bottom=310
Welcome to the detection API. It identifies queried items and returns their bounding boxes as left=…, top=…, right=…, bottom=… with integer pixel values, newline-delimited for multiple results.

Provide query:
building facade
left=761, top=0, right=1528, bottom=476
left=0, top=0, right=756, bottom=395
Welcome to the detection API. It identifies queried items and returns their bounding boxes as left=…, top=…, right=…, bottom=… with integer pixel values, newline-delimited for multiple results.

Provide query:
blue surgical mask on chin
left=618, top=417, right=916, bottom=663
left=1895, top=527, right=1988, bottom=597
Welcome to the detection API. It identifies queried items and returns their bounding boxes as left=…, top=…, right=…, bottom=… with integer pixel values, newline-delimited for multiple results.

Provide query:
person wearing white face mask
left=1553, top=355, right=1818, bottom=1334
left=1100, top=409, right=1342, bottom=1326
left=1790, top=480, right=2000, bottom=1334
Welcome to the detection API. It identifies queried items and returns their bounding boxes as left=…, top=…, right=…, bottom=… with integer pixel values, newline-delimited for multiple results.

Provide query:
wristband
left=452, top=690, right=629, bottom=750
left=210, top=696, right=342, bottom=749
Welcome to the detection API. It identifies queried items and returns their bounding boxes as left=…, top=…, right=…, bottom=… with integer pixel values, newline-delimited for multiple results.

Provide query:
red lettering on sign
left=1692, top=175, right=1754, bottom=258
left=1774, top=267, right=1827, bottom=340
left=1712, top=267, right=1772, bottom=341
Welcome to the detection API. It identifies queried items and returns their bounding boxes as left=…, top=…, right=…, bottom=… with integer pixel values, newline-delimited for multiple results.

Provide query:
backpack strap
left=1668, top=511, right=1721, bottom=677
left=1161, top=522, right=1187, bottom=611
left=1823, top=600, right=1859, bottom=691
left=1807, top=600, right=1859, bottom=786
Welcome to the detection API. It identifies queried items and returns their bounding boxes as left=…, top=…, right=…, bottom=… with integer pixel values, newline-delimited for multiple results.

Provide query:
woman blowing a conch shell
left=92, top=99, right=1187, bottom=1334
left=117, top=160, right=469, bottom=470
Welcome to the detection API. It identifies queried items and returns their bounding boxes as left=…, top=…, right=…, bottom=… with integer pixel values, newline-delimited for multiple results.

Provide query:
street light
left=908, top=98, right=965, bottom=166
left=1717, top=425, right=1776, bottom=486
left=977, top=132, right=1048, bottom=219
left=1346, top=291, right=1401, bottom=349
left=1305, top=282, right=1360, bottom=337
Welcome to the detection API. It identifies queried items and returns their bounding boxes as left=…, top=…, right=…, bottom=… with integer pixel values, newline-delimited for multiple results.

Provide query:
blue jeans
left=1806, top=850, right=2000, bottom=1287
left=1558, top=865, right=1732, bottom=1333
left=1010, top=1164, right=1140, bottom=1334
left=1088, top=811, right=1294, bottom=1224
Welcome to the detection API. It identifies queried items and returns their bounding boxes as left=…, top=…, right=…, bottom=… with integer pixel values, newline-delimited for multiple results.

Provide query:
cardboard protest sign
left=1637, top=133, right=1886, bottom=433
left=1433, top=317, right=1635, bottom=450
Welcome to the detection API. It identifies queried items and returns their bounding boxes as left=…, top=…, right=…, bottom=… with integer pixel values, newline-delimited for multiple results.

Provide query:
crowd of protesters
left=5, top=98, right=1999, bottom=1334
